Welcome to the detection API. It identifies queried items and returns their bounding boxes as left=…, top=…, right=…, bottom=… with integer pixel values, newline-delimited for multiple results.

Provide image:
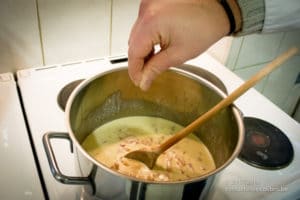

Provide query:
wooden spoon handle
left=157, top=47, right=298, bottom=153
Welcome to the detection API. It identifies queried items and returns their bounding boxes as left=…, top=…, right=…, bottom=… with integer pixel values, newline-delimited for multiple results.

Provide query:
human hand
left=128, top=0, right=230, bottom=90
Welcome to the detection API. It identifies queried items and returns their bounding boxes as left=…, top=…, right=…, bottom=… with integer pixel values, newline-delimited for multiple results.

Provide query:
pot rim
left=65, top=66, right=245, bottom=184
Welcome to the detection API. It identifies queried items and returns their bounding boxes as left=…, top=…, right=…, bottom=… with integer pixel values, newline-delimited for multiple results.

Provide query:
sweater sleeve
left=235, top=0, right=300, bottom=36
left=235, top=0, right=265, bottom=35
left=263, top=0, right=300, bottom=33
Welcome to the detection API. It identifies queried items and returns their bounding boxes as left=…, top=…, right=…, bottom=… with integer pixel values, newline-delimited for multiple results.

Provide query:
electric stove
left=16, top=53, right=300, bottom=200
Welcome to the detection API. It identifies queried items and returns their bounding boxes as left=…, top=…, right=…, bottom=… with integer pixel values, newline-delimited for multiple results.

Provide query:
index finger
left=128, top=22, right=156, bottom=87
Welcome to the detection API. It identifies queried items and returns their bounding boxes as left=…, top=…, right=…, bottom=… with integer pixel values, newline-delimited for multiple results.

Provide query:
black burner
left=238, top=117, right=294, bottom=169
left=57, top=79, right=84, bottom=111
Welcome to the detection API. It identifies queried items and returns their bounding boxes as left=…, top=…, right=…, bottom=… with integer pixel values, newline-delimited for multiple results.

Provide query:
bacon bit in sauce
left=111, top=162, right=119, bottom=170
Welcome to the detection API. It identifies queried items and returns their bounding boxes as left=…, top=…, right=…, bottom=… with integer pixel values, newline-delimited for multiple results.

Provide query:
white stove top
left=16, top=53, right=300, bottom=200
left=0, top=73, right=44, bottom=199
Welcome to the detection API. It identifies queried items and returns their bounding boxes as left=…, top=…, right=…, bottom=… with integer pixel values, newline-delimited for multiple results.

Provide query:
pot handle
left=42, top=132, right=91, bottom=185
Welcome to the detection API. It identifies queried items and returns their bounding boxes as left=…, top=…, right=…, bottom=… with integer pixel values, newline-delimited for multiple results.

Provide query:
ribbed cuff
left=235, top=0, right=265, bottom=36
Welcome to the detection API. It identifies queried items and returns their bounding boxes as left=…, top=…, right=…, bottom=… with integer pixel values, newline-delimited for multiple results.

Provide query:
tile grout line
left=261, top=32, right=287, bottom=93
left=276, top=32, right=298, bottom=112
left=108, top=0, right=113, bottom=56
left=35, top=0, right=46, bottom=66
left=232, top=36, right=244, bottom=71
left=275, top=32, right=287, bottom=56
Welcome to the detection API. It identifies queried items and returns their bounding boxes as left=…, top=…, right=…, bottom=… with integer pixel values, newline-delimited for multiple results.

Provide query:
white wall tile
left=110, top=0, right=140, bottom=56
left=233, top=63, right=269, bottom=92
left=235, top=32, right=284, bottom=69
left=283, top=83, right=300, bottom=116
left=0, top=0, right=43, bottom=73
left=226, top=36, right=243, bottom=70
left=226, top=30, right=300, bottom=116
left=38, top=0, right=111, bottom=65
left=278, top=30, right=300, bottom=114
left=277, top=30, right=300, bottom=56
left=293, top=102, right=300, bottom=123
left=262, top=56, right=300, bottom=112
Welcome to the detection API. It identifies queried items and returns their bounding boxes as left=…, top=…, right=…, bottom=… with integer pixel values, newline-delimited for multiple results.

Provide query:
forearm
left=227, top=0, right=300, bottom=35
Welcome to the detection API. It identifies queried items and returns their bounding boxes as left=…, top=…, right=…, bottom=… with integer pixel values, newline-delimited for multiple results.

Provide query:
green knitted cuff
left=235, top=0, right=265, bottom=36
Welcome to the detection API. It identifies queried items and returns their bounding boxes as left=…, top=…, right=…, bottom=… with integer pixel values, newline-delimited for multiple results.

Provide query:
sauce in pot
left=82, top=116, right=215, bottom=182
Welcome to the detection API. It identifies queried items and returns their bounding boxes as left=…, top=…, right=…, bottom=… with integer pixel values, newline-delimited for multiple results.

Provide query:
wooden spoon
left=125, top=47, right=298, bottom=169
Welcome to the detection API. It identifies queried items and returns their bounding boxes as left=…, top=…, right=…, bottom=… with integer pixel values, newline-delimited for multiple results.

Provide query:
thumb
left=139, top=47, right=185, bottom=90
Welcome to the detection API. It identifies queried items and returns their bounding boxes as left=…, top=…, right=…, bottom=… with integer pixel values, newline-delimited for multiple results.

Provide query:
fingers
left=129, top=24, right=185, bottom=91
left=139, top=46, right=185, bottom=91
left=128, top=14, right=159, bottom=87
left=127, top=52, right=145, bottom=87
left=128, top=42, right=155, bottom=87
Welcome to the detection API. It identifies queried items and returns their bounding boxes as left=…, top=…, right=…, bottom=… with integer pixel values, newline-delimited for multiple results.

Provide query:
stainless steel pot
left=43, top=66, right=244, bottom=200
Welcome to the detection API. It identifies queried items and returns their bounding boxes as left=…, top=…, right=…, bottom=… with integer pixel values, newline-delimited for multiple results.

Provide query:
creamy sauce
left=82, top=116, right=215, bottom=182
